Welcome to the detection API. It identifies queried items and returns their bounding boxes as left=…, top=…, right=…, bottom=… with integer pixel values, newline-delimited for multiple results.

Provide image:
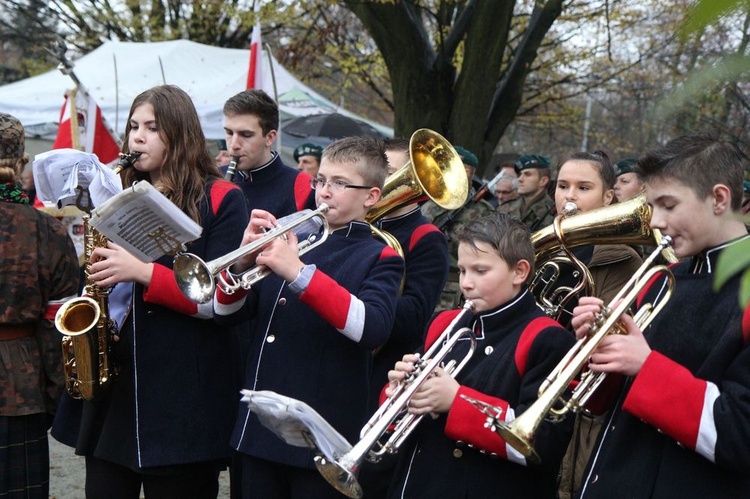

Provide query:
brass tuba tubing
left=483, top=238, right=675, bottom=463
left=314, top=301, right=476, bottom=499
left=173, top=204, right=330, bottom=304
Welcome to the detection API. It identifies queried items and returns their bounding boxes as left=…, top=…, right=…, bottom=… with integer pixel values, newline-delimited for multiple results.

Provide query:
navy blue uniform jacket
left=389, top=290, right=575, bottom=498
left=216, top=221, right=404, bottom=469
left=52, top=180, right=249, bottom=469
left=578, top=235, right=750, bottom=498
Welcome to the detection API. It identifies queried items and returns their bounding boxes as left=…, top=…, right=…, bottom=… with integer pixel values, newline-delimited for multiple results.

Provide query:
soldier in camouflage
left=497, top=153, right=556, bottom=231
left=422, top=146, right=496, bottom=311
left=0, top=113, right=80, bottom=497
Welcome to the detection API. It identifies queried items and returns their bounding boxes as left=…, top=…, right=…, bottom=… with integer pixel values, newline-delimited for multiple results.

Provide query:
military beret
left=453, top=146, right=478, bottom=168
left=514, top=153, right=551, bottom=173
left=293, top=142, right=323, bottom=162
left=0, top=113, right=25, bottom=161
left=614, top=158, right=638, bottom=176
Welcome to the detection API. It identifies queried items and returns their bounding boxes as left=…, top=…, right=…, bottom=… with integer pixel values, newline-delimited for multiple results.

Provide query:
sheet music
left=240, top=390, right=352, bottom=463
left=32, top=148, right=122, bottom=210
left=89, top=181, right=202, bottom=262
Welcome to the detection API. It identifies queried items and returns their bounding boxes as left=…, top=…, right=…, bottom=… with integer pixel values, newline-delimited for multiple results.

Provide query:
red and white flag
left=52, top=85, right=121, bottom=165
left=246, top=2, right=263, bottom=89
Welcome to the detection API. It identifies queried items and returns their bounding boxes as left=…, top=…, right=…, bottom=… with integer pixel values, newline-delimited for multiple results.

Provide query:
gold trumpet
left=470, top=238, right=675, bottom=463
left=315, top=301, right=476, bottom=498
left=173, top=204, right=330, bottom=303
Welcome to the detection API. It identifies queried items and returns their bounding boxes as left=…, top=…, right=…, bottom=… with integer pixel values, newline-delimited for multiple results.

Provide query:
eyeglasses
left=310, top=178, right=373, bottom=192
left=497, top=190, right=514, bottom=195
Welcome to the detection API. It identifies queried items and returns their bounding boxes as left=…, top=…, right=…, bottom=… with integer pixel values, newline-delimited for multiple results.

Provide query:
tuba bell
left=365, top=128, right=469, bottom=223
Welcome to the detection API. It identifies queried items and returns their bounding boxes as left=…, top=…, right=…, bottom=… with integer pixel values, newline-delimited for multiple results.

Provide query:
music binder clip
left=74, top=185, right=94, bottom=214
left=146, top=228, right=183, bottom=256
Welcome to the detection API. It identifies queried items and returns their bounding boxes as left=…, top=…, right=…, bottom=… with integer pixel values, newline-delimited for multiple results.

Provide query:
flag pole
left=264, top=42, right=281, bottom=151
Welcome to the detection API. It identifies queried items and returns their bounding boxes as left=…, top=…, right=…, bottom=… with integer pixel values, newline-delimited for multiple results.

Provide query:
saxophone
left=54, top=152, right=140, bottom=401
left=55, top=217, right=117, bottom=401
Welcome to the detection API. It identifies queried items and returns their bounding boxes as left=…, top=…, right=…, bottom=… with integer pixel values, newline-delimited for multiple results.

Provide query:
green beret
left=293, top=142, right=323, bottom=162
left=514, top=153, right=550, bottom=173
left=453, top=146, right=478, bottom=168
left=614, top=158, right=638, bottom=176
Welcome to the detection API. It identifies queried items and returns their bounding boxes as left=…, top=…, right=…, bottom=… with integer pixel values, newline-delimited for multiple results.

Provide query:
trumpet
left=173, top=204, right=329, bottom=303
left=473, top=238, right=675, bottom=463
left=315, top=301, right=476, bottom=498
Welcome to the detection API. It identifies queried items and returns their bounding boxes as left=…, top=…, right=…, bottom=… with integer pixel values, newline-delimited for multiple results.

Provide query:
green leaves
left=714, top=235, right=750, bottom=308
left=682, top=0, right=750, bottom=35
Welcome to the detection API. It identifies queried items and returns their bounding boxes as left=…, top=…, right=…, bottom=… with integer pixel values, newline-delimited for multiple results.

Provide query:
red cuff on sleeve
left=142, top=263, right=198, bottom=316
left=445, top=386, right=510, bottom=458
left=299, top=270, right=351, bottom=329
left=623, top=351, right=707, bottom=449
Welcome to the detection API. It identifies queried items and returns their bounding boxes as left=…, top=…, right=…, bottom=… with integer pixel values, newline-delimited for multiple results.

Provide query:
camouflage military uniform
left=422, top=193, right=496, bottom=311
left=0, top=189, right=79, bottom=496
left=497, top=189, right=555, bottom=231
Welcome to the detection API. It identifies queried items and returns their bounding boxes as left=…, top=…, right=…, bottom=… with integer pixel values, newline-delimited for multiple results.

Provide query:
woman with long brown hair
left=52, top=85, right=249, bottom=498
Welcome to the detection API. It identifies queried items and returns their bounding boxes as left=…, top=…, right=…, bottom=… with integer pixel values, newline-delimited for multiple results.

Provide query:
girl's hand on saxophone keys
left=90, top=242, right=154, bottom=287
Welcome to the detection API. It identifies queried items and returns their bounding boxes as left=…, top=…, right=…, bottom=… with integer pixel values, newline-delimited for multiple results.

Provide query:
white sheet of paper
left=33, top=148, right=122, bottom=211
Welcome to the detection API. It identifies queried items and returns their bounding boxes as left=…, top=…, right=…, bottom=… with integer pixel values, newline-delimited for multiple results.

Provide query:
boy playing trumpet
left=214, top=136, right=404, bottom=498
left=570, top=134, right=750, bottom=497
left=385, top=214, right=574, bottom=498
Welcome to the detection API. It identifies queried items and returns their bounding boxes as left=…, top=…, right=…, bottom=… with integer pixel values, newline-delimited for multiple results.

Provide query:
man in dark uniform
left=498, top=153, right=555, bottom=231
left=223, top=89, right=316, bottom=215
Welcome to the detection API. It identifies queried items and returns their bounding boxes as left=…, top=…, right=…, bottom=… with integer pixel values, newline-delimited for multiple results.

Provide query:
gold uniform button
left=452, top=448, right=463, bottom=458
left=267, top=335, right=276, bottom=343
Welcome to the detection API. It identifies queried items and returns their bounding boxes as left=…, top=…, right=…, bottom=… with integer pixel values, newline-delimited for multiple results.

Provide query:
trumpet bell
left=173, top=253, right=214, bottom=304
left=492, top=419, right=541, bottom=464
left=314, top=456, right=362, bottom=499
left=366, top=128, right=468, bottom=222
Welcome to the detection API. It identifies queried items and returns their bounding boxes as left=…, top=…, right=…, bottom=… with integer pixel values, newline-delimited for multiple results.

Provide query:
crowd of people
left=1, top=83, right=749, bottom=499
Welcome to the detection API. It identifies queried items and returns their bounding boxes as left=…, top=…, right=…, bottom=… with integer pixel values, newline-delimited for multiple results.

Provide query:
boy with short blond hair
left=215, top=136, right=404, bottom=498
left=571, top=134, right=750, bottom=497
left=385, top=213, right=574, bottom=498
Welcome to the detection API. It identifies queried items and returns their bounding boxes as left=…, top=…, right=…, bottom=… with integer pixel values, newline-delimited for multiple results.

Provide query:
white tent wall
left=0, top=39, right=392, bottom=155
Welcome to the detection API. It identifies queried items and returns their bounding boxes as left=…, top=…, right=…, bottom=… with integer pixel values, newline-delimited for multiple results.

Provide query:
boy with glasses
left=215, top=136, right=404, bottom=498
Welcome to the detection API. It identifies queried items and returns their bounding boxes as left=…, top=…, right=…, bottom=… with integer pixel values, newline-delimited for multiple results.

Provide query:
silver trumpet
left=173, top=204, right=329, bottom=303
left=315, top=301, right=477, bottom=498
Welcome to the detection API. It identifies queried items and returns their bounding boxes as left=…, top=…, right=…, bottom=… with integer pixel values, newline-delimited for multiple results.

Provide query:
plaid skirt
left=0, top=413, right=49, bottom=499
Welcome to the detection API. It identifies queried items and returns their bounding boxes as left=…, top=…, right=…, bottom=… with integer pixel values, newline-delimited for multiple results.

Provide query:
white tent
left=0, top=39, right=392, bottom=141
